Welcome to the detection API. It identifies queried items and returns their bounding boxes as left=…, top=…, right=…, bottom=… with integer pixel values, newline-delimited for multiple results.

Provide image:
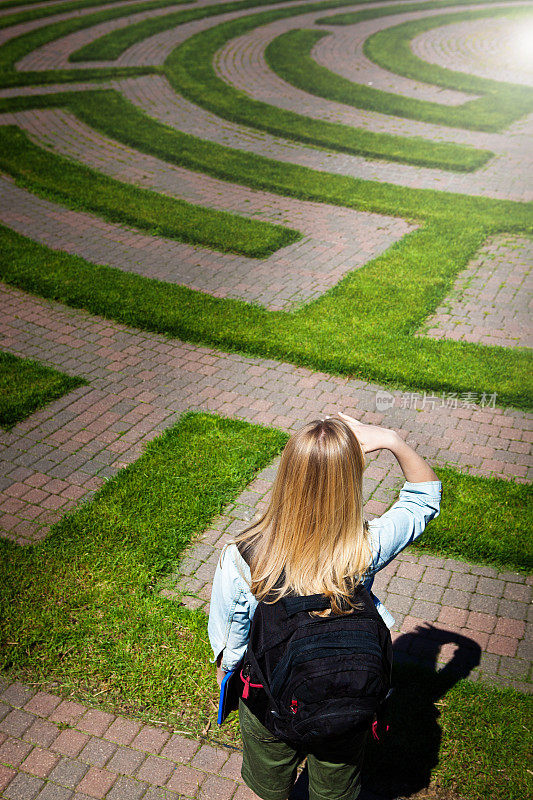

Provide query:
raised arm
left=337, top=411, right=439, bottom=483
left=337, top=411, right=441, bottom=573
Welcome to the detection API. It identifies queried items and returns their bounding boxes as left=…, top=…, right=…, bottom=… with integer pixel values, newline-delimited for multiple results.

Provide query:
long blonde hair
left=232, top=417, right=372, bottom=616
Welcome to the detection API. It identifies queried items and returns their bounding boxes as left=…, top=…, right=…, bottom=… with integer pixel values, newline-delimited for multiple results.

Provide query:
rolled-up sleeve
left=367, top=480, right=442, bottom=575
left=207, top=545, right=257, bottom=672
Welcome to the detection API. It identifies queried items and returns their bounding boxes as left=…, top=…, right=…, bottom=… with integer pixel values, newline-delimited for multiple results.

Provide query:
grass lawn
left=411, top=467, right=532, bottom=573
left=164, top=1, right=494, bottom=171
left=0, top=126, right=300, bottom=258
left=0, top=0, right=310, bottom=87
left=0, top=413, right=530, bottom=800
left=269, top=5, right=533, bottom=132
left=0, top=350, right=86, bottom=429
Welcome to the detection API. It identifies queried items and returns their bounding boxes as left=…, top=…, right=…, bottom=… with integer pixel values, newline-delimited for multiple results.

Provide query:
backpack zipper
left=240, top=663, right=263, bottom=699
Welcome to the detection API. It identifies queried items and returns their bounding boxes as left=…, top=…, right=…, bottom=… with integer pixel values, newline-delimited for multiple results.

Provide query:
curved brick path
left=411, top=14, right=533, bottom=88
left=0, top=0, right=158, bottom=49
left=1, top=282, right=531, bottom=546
left=311, top=12, right=476, bottom=105
left=0, top=0, right=532, bottom=796
left=0, top=107, right=413, bottom=310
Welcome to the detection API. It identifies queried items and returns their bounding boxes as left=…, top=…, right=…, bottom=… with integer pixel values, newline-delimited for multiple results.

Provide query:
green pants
left=239, top=699, right=368, bottom=800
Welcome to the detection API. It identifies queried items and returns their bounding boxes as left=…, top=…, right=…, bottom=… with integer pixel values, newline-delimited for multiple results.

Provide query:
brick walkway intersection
left=0, top=0, right=532, bottom=797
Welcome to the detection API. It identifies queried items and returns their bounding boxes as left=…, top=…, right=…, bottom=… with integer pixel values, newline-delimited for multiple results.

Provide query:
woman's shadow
left=289, top=625, right=481, bottom=799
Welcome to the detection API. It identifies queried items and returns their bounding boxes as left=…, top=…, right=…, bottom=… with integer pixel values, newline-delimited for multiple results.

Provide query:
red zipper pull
left=291, top=698, right=298, bottom=714
left=242, top=674, right=251, bottom=699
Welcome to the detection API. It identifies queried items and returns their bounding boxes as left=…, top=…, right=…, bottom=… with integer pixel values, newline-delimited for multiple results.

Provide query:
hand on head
left=335, top=411, right=396, bottom=454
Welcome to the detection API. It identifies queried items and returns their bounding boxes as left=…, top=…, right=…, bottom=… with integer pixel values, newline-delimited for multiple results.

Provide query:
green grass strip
left=268, top=10, right=533, bottom=132
left=362, top=7, right=533, bottom=131
left=164, top=1, right=492, bottom=171
left=0, top=0, right=179, bottom=88
left=0, top=0, right=188, bottom=30
left=69, top=0, right=378, bottom=62
left=363, top=6, right=533, bottom=96
left=0, top=90, right=531, bottom=409
left=412, top=467, right=532, bottom=572
left=0, top=0, right=123, bottom=11
left=0, top=411, right=288, bottom=733
left=0, top=413, right=530, bottom=799
left=1, top=214, right=532, bottom=411
left=0, top=350, right=86, bottom=428
left=0, top=125, right=299, bottom=258
left=0, top=0, right=308, bottom=88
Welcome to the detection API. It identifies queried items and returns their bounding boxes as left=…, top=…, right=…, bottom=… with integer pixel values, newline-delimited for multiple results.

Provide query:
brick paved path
left=411, top=15, right=533, bottom=87
left=5, top=0, right=532, bottom=200
left=3, top=283, right=531, bottom=547
left=0, top=677, right=258, bottom=800
left=416, top=234, right=533, bottom=349
left=0, top=0, right=532, bottom=796
left=0, top=108, right=413, bottom=310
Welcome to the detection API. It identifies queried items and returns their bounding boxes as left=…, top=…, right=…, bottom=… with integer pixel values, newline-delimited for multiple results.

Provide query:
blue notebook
left=217, top=669, right=240, bottom=725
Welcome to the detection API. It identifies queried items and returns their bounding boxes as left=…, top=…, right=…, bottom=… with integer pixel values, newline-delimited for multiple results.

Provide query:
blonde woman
left=208, top=412, right=442, bottom=800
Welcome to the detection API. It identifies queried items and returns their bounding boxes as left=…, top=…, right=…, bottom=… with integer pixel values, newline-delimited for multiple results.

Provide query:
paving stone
left=135, top=754, right=174, bottom=786
left=105, top=775, right=148, bottom=800
left=20, top=748, right=60, bottom=779
left=497, top=657, right=530, bottom=680
left=486, top=635, right=518, bottom=657
left=441, top=588, right=471, bottom=610
left=75, top=766, right=117, bottom=799
left=35, top=782, right=74, bottom=800
left=409, top=600, right=441, bottom=622
left=160, top=735, right=199, bottom=764
left=1, top=683, right=37, bottom=709
left=477, top=577, right=505, bottom=598
left=218, top=751, right=242, bottom=782
left=23, top=720, right=60, bottom=749
left=0, top=765, right=17, bottom=792
left=0, top=710, right=35, bottom=738
left=3, top=771, right=45, bottom=800
left=437, top=607, right=469, bottom=628
left=76, top=711, right=116, bottom=738
left=130, top=726, right=170, bottom=756
left=48, top=757, right=89, bottom=789
left=448, top=573, right=478, bottom=592
left=386, top=577, right=417, bottom=597
left=24, top=694, right=62, bottom=719
left=422, top=567, right=451, bottom=587
left=413, top=583, right=444, bottom=603
left=49, top=703, right=86, bottom=727
left=77, top=737, right=117, bottom=768
left=198, top=774, right=237, bottom=800
left=190, top=744, right=229, bottom=774
left=103, top=718, right=142, bottom=747
left=105, top=746, right=146, bottom=776
left=517, top=639, right=533, bottom=661
left=142, top=787, right=181, bottom=800
left=0, top=736, right=34, bottom=767
left=468, top=594, right=500, bottom=615
left=497, top=599, right=529, bottom=621
left=51, top=731, right=91, bottom=758
left=166, top=765, right=206, bottom=795
left=502, top=583, right=531, bottom=602
left=466, top=612, right=497, bottom=634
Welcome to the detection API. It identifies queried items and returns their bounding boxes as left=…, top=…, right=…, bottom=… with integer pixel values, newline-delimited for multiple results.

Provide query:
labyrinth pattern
left=0, top=0, right=532, bottom=796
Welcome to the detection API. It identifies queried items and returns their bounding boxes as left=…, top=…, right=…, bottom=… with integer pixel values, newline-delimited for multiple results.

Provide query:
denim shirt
left=208, top=480, right=442, bottom=672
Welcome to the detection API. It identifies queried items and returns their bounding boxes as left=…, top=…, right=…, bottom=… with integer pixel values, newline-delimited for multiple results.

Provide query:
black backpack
left=236, top=584, right=393, bottom=746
